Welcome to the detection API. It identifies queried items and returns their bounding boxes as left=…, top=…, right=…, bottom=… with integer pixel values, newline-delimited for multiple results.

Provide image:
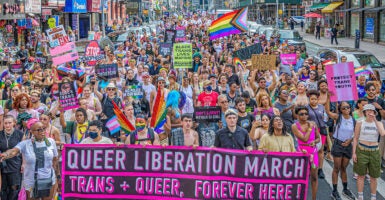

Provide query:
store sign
left=25, top=0, right=41, bottom=14
left=366, top=18, right=374, bottom=35
left=0, top=0, right=25, bottom=19
left=64, top=0, right=87, bottom=13
left=46, top=0, right=65, bottom=7
left=87, top=0, right=100, bottom=12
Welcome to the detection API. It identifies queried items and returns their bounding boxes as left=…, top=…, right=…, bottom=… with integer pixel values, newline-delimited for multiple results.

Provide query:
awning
left=310, top=3, right=330, bottom=11
left=321, top=2, right=344, bottom=13
left=366, top=6, right=385, bottom=12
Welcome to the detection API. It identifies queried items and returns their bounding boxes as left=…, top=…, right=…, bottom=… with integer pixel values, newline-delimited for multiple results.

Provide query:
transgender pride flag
left=325, top=62, right=358, bottom=102
left=106, top=116, right=121, bottom=135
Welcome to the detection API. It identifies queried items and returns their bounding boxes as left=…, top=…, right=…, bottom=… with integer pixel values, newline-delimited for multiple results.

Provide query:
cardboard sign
left=84, top=40, right=104, bottom=66
left=95, top=63, right=119, bottom=80
left=173, top=43, right=192, bottom=69
left=123, top=85, right=143, bottom=99
left=194, top=106, right=221, bottom=122
left=46, top=25, right=69, bottom=48
left=159, top=42, right=173, bottom=56
left=175, top=27, right=186, bottom=42
left=165, top=29, right=176, bottom=43
left=8, top=64, right=25, bottom=74
left=280, top=54, right=297, bottom=65
left=59, top=82, right=79, bottom=111
left=233, top=43, right=263, bottom=60
left=252, top=54, right=277, bottom=70
left=62, top=145, right=310, bottom=199
left=326, top=62, right=358, bottom=102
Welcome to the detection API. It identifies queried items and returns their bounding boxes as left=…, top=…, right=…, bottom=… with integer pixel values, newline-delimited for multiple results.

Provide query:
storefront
left=321, top=1, right=344, bottom=29
left=0, top=0, right=26, bottom=47
left=64, top=0, right=88, bottom=39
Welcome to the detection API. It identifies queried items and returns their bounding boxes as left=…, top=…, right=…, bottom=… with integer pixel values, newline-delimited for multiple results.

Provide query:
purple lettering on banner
left=62, top=145, right=310, bottom=199
left=280, top=54, right=297, bottom=65
left=49, top=42, right=76, bottom=56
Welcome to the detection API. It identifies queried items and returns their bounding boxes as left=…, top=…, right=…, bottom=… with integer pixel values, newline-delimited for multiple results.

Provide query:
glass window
left=380, top=12, right=385, bottom=42
left=352, top=0, right=361, bottom=7
left=354, top=54, right=381, bottom=67
left=365, top=0, right=375, bottom=7
left=350, top=13, right=360, bottom=36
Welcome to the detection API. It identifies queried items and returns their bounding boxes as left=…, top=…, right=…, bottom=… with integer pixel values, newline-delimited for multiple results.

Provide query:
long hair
left=268, top=115, right=288, bottom=136
left=13, top=93, right=32, bottom=110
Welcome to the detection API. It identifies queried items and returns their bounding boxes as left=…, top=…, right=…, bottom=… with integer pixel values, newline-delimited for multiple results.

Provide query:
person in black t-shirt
left=242, top=91, right=257, bottom=114
left=364, top=83, right=385, bottom=121
left=235, top=97, right=255, bottom=133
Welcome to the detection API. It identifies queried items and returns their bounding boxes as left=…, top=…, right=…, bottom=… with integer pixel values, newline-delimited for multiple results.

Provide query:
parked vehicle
left=258, top=25, right=273, bottom=35
left=277, top=29, right=305, bottom=47
left=263, top=28, right=278, bottom=41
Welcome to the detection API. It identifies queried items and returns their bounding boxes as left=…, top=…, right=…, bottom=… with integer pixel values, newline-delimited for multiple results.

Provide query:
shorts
left=331, top=139, right=352, bottom=159
left=353, top=144, right=381, bottom=178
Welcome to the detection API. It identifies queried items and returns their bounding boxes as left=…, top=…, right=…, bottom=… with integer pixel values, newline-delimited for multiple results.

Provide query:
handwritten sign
left=59, top=82, right=79, bottom=111
left=8, top=64, right=25, bottom=74
left=252, top=54, right=277, bottom=70
left=46, top=25, right=69, bottom=48
left=35, top=56, right=47, bottom=64
left=62, top=145, right=310, bottom=200
left=175, top=27, right=186, bottom=42
left=173, top=43, right=192, bottom=69
left=95, top=63, right=119, bottom=80
left=123, top=85, right=143, bottom=99
left=159, top=42, right=173, bottom=56
left=84, top=40, right=104, bottom=66
left=52, top=51, right=79, bottom=66
left=280, top=54, right=297, bottom=65
left=165, top=29, right=176, bottom=43
left=194, top=106, right=221, bottom=122
left=233, top=43, right=263, bottom=60
left=326, top=62, right=358, bottom=102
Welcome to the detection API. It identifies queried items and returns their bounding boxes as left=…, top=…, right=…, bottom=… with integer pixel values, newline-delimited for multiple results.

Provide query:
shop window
left=380, top=12, right=385, bottom=42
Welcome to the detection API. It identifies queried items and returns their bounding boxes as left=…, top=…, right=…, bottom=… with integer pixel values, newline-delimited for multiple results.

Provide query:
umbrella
left=304, top=12, right=323, bottom=18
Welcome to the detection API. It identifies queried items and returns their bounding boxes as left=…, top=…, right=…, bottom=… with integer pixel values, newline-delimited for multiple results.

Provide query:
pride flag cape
left=209, top=7, right=248, bottom=40
left=150, top=87, right=167, bottom=134
left=112, top=100, right=135, bottom=134
left=355, top=65, right=373, bottom=76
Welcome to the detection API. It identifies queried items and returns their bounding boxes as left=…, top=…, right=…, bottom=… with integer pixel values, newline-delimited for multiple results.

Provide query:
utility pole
left=276, top=0, right=279, bottom=29
left=102, top=0, right=105, bottom=37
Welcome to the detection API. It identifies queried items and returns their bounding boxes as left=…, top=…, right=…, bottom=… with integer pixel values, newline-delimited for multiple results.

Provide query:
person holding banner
left=353, top=104, right=385, bottom=200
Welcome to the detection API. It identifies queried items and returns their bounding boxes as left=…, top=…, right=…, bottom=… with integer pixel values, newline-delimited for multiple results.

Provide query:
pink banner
left=52, top=51, right=79, bottom=66
left=62, top=145, right=310, bottom=199
left=326, top=62, right=358, bottom=102
left=49, top=42, right=76, bottom=56
left=280, top=54, right=297, bottom=65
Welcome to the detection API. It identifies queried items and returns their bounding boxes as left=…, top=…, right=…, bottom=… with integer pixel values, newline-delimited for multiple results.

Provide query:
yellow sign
left=278, top=9, right=283, bottom=15
left=47, top=18, right=56, bottom=29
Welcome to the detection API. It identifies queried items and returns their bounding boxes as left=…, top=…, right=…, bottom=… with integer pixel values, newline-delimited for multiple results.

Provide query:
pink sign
left=52, top=51, right=79, bottom=66
left=175, top=27, right=186, bottom=42
left=49, top=42, right=76, bottom=56
left=62, top=145, right=310, bottom=199
left=326, top=62, right=358, bottom=102
left=280, top=54, right=297, bottom=65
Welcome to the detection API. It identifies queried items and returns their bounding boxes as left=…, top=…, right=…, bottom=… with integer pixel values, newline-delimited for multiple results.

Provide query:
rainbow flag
left=150, top=87, right=167, bottom=134
left=112, top=100, right=135, bottom=134
left=355, top=65, right=373, bottom=76
left=233, top=57, right=245, bottom=70
left=209, top=7, right=248, bottom=40
left=106, top=116, right=121, bottom=135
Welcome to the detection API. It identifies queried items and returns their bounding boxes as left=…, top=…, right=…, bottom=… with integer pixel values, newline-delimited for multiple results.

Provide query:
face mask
left=89, top=132, right=98, bottom=139
left=136, top=123, right=146, bottom=132
left=205, top=85, right=212, bottom=92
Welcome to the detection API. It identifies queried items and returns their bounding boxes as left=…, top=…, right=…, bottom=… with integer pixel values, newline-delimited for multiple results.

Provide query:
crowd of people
left=0, top=12, right=384, bottom=200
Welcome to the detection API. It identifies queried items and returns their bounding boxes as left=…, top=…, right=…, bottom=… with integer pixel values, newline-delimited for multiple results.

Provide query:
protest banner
left=123, top=85, right=143, bottom=99
left=8, top=64, right=25, bottom=74
left=62, top=145, right=310, bottom=200
left=46, top=25, right=69, bottom=48
left=159, top=42, right=173, bottom=56
left=173, top=43, right=192, bottom=69
left=326, top=62, right=358, bottom=102
left=95, top=63, right=119, bottom=80
left=233, top=43, right=263, bottom=60
left=165, top=29, right=176, bottom=43
left=49, top=42, right=76, bottom=56
left=83, top=41, right=104, bottom=66
left=175, top=27, right=186, bottom=42
left=252, top=54, right=277, bottom=70
left=280, top=54, right=297, bottom=65
left=194, top=106, right=221, bottom=122
left=52, top=51, right=79, bottom=66
left=59, top=82, right=79, bottom=111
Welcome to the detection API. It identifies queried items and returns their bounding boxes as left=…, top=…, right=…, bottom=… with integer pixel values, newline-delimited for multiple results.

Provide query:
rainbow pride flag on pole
left=355, top=65, right=373, bottom=76
left=112, top=100, right=135, bottom=134
left=209, top=7, right=248, bottom=40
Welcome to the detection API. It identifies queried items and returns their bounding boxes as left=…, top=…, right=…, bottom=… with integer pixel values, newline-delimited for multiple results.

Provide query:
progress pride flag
left=62, top=145, right=310, bottom=199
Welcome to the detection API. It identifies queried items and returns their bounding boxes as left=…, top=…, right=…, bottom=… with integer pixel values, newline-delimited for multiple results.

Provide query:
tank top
left=300, top=74, right=309, bottom=81
left=255, top=107, right=274, bottom=118
left=295, top=122, right=316, bottom=146
left=359, top=121, right=379, bottom=142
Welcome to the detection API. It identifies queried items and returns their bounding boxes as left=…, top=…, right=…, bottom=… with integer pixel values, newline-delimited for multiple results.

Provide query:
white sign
left=25, top=0, right=42, bottom=14
left=46, top=25, right=69, bottom=48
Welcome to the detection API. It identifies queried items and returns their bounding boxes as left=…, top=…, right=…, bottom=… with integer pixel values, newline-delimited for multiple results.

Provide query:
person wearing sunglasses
left=292, top=106, right=320, bottom=200
left=214, top=109, right=252, bottom=151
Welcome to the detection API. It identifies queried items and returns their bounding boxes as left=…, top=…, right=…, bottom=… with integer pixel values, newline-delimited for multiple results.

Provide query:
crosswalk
left=307, top=160, right=385, bottom=200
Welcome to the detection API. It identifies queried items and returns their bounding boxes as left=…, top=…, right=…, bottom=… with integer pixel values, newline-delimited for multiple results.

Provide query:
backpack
left=130, top=128, right=155, bottom=144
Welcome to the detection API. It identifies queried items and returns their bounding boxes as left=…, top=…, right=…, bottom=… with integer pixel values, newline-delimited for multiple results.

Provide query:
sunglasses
left=32, top=128, right=45, bottom=133
left=298, top=113, right=309, bottom=116
left=341, top=106, right=351, bottom=110
left=107, top=88, right=115, bottom=91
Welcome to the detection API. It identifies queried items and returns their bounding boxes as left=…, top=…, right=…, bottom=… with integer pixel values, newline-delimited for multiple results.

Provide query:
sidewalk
left=301, top=31, right=385, bottom=63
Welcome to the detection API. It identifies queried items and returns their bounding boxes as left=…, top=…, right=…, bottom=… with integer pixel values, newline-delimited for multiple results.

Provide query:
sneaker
left=353, top=173, right=358, bottom=180
left=331, top=190, right=342, bottom=200
left=381, top=159, right=385, bottom=168
left=318, top=169, right=325, bottom=179
left=342, top=189, right=356, bottom=200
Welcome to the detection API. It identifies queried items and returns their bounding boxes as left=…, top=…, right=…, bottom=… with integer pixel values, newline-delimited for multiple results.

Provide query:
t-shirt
left=258, top=134, right=296, bottom=152
left=81, top=136, right=113, bottom=144
left=197, top=122, right=218, bottom=147
left=274, top=101, right=294, bottom=130
left=237, top=113, right=255, bottom=132
left=214, top=126, right=251, bottom=149
left=357, top=84, right=366, bottom=98
left=197, top=91, right=219, bottom=107
left=142, top=84, right=156, bottom=102
left=245, top=99, right=257, bottom=113
left=0, top=129, right=24, bottom=173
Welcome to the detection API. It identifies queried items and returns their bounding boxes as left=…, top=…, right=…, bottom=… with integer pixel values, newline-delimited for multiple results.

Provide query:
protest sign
left=159, top=42, right=173, bottom=56
left=252, top=54, right=277, bottom=70
left=95, top=63, right=119, bottom=80
left=83, top=41, right=104, bottom=66
left=46, top=25, right=69, bottom=48
left=173, top=43, right=192, bottom=69
left=194, top=106, right=221, bottom=122
left=280, top=54, right=297, bottom=65
left=59, top=82, right=79, bottom=111
left=165, top=29, right=176, bottom=43
left=123, top=85, right=143, bottom=99
left=62, top=145, right=310, bottom=200
left=52, top=51, right=79, bottom=66
left=35, top=56, right=47, bottom=64
left=326, top=62, right=358, bottom=102
left=233, top=43, right=263, bottom=60
left=8, top=64, right=25, bottom=74
left=49, top=42, right=76, bottom=56
left=175, top=27, right=186, bottom=42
